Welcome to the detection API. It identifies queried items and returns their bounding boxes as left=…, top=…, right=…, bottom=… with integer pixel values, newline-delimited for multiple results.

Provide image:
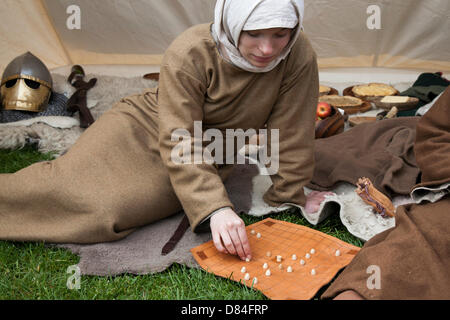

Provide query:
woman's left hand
left=305, top=191, right=335, bottom=214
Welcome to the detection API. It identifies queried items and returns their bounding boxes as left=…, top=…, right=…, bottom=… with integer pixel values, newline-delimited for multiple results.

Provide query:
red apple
left=317, top=102, right=332, bottom=119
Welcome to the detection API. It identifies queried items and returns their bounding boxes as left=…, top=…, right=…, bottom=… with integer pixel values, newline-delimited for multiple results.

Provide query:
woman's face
left=238, top=27, right=292, bottom=67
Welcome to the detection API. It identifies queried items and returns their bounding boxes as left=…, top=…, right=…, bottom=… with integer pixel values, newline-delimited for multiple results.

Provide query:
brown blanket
left=413, top=86, right=450, bottom=189
left=308, top=117, right=420, bottom=197
left=321, top=86, right=450, bottom=300
left=321, top=197, right=450, bottom=299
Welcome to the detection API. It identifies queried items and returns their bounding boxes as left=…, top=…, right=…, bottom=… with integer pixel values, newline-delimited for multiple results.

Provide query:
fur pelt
left=0, top=73, right=158, bottom=155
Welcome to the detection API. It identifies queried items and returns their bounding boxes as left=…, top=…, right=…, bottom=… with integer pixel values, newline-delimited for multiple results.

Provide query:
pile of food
left=315, top=81, right=417, bottom=136
left=318, top=95, right=367, bottom=114
left=351, top=83, right=399, bottom=100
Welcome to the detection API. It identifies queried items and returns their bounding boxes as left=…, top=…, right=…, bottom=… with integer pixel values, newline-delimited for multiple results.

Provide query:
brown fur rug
left=0, top=73, right=158, bottom=154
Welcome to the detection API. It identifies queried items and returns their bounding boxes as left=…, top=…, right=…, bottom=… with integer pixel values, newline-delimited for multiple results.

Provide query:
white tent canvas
left=0, top=0, right=449, bottom=75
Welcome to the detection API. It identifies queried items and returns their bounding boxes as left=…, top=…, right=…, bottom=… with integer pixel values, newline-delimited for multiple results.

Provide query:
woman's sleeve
left=157, top=64, right=234, bottom=232
left=262, top=51, right=319, bottom=208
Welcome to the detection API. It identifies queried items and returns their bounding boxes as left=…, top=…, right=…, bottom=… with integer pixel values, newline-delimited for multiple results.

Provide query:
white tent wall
left=0, top=0, right=70, bottom=70
left=0, top=0, right=449, bottom=74
left=41, top=0, right=216, bottom=67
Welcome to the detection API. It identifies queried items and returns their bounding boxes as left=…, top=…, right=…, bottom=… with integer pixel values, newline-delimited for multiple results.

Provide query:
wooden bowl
left=348, top=116, right=377, bottom=127
left=143, top=73, right=160, bottom=81
left=315, top=105, right=345, bottom=139
left=319, top=85, right=338, bottom=96
left=372, top=96, right=419, bottom=111
left=340, top=101, right=372, bottom=114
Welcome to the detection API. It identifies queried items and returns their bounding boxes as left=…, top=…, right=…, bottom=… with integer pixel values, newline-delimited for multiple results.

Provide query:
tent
left=1, top=0, right=449, bottom=80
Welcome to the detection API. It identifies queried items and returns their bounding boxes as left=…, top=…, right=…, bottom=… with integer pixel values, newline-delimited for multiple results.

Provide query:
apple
left=317, top=102, right=332, bottom=119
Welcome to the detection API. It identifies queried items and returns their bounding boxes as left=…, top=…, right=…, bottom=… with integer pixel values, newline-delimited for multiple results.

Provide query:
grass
left=0, top=145, right=363, bottom=300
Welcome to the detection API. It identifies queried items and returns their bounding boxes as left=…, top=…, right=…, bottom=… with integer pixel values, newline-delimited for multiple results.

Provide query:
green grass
left=0, top=146, right=363, bottom=300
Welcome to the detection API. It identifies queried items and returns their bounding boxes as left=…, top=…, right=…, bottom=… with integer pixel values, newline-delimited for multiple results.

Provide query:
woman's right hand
left=210, top=208, right=252, bottom=261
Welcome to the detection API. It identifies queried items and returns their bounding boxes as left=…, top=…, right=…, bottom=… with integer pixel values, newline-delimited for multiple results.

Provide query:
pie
left=319, top=85, right=331, bottom=96
left=352, top=83, right=398, bottom=98
left=319, top=95, right=363, bottom=108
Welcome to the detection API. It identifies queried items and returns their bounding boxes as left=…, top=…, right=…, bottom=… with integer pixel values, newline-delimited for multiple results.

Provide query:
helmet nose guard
left=1, top=52, right=52, bottom=112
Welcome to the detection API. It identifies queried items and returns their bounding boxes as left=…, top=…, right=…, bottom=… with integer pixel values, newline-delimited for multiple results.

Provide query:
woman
left=0, top=0, right=330, bottom=261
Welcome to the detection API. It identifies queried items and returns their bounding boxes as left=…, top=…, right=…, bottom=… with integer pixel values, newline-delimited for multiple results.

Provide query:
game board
left=191, top=218, right=360, bottom=300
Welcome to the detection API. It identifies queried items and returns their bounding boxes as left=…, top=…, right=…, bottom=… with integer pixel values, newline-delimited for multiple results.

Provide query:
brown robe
left=321, top=86, right=450, bottom=300
left=0, top=23, right=319, bottom=243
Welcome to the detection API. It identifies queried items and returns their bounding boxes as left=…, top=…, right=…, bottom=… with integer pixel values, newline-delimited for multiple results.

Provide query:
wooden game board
left=191, top=218, right=360, bottom=300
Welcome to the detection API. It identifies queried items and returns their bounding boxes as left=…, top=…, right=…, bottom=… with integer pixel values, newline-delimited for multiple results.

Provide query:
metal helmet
left=1, top=52, right=53, bottom=112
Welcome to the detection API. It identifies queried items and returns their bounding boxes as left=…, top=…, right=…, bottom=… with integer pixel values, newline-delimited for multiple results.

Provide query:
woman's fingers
left=226, top=220, right=247, bottom=260
left=212, top=228, right=226, bottom=253
left=235, top=220, right=252, bottom=260
left=219, top=227, right=237, bottom=255
left=228, top=229, right=244, bottom=259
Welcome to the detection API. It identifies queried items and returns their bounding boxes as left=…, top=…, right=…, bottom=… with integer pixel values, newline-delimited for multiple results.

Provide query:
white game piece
left=241, top=266, right=246, bottom=273
left=287, top=266, right=293, bottom=273
left=252, top=277, right=258, bottom=285
left=311, top=269, right=316, bottom=275
left=245, top=257, right=251, bottom=262
left=305, top=253, right=311, bottom=259
left=244, top=273, right=250, bottom=281
left=276, top=255, right=282, bottom=262
left=250, top=229, right=256, bottom=235
left=263, top=262, right=268, bottom=269
left=335, top=249, right=341, bottom=257
left=310, top=248, right=316, bottom=254
left=291, top=254, right=297, bottom=260
left=278, top=263, right=283, bottom=270
left=265, top=269, right=271, bottom=276
left=300, top=259, right=305, bottom=265
left=256, top=232, right=261, bottom=238
left=266, top=251, right=272, bottom=257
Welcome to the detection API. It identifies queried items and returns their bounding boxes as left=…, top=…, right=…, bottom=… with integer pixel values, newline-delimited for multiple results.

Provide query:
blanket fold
left=412, top=86, right=450, bottom=189
left=308, top=117, right=420, bottom=198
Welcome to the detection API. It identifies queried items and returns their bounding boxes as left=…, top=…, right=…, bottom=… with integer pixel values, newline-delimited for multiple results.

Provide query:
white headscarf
left=212, top=0, right=305, bottom=73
